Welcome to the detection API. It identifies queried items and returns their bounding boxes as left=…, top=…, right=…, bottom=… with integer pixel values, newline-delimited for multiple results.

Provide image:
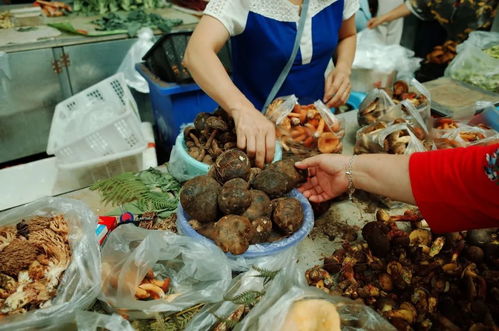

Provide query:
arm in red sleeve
left=409, top=144, right=499, bottom=233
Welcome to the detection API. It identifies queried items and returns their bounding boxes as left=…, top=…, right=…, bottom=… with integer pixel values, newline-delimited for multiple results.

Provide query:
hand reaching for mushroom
left=231, top=106, right=276, bottom=168
left=295, top=154, right=350, bottom=203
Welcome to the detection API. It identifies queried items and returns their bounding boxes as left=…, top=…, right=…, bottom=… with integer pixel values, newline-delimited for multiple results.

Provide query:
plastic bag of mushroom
left=358, top=79, right=430, bottom=127
left=266, top=95, right=345, bottom=155
left=99, top=225, right=231, bottom=319
left=354, top=119, right=428, bottom=155
left=431, top=118, right=499, bottom=149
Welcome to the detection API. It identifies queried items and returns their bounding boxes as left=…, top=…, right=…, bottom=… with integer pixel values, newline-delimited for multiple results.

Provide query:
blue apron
left=230, top=1, right=345, bottom=110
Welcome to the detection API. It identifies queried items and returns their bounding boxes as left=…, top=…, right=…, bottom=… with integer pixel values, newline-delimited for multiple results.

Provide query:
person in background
left=296, top=143, right=499, bottom=232
left=367, top=0, right=498, bottom=43
left=371, top=0, right=404, bottom=45
left=355, top=0, right=372, bottom=31
left=183, top=0, right=359, bottom=168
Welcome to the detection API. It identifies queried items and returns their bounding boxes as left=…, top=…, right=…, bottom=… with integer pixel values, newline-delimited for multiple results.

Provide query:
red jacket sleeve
left=409, top=144, right=499, bottom=233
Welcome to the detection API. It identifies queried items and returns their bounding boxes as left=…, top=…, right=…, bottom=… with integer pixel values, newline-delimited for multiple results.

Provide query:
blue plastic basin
left=176, top=189, right=314, bottom=259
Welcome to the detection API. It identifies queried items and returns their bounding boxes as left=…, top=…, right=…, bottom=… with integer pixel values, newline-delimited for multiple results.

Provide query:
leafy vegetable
left=91, top=10, right=182, bottom=36
left=90, top=167, right=180, bottom=218
left=484, top=45, right=499, bottom=59
left=73, top=0, right=165, bottom=15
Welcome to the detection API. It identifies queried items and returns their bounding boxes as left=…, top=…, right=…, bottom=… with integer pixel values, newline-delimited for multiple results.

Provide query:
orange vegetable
left=318, top=133, right=339, bottom=153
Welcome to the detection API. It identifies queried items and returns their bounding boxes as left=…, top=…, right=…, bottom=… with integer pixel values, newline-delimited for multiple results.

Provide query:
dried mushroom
left=0, top=215, right=71, bottom=317
left=242, top=190, right=272, bottom=221
left=180, top=175, right=221, bottom=223
left=252, top=169, right=289, bottom=198
left=215, top=149, right=251, bottom=182
left=306, top=210, right=499, bottom=331
left=267, top=159, right=307, bottom=191
left=272, top=198, right=303, bottom=235
left=212, top=215, right=254, bottom=255
left=185, top=110, right=239, bottom=165
left=218, top=184, right=252, bottom=215
left=250, top=217, right=273, bottom=244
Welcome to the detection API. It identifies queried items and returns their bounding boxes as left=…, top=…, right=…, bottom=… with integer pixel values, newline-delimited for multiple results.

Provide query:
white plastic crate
left=47, top=73, right=147, bottom=169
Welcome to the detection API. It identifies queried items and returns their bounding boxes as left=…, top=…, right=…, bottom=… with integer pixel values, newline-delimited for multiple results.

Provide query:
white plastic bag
left=353, top=29, right=421, bottom=80
left=75, top=311, right=134, bottom=331
left=185, top=247, right=298, bottom=331
left=445, top=31, right=499, bottom=93
left=99, top=225, right=232, bottom=319
left=239, top=286, right=395, bottom=331
left=117, top=28, right=155, bottom=93
left=0, top=197, right=101, bottom=331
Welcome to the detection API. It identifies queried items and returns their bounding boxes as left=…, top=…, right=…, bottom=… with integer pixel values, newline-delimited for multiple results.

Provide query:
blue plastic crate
left=137, top=63, right=218, bottom=154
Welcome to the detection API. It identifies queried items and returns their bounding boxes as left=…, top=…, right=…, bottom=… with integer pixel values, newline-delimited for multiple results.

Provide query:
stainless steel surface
left=64, top=38, right=136, bottom=94
left=0, top=48, right=64, bottom=163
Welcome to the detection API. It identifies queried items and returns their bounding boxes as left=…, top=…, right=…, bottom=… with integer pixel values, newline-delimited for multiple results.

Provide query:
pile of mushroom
left=306, top=210, right=499, bottom=330
left=180, top=150, right=307, bottom=255
left=184, top=109, right=238, bottom=165
left=267, top=100, right=344, bottom=154
left=354, top=119, right=425, bottom=155
left=359, top=81, right=428, bottom=126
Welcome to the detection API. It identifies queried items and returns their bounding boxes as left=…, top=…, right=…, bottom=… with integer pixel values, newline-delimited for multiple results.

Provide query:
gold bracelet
left=345, top=155, right=355, bottom=201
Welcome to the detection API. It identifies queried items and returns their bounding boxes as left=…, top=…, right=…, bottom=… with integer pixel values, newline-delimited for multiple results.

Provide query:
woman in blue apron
left=183, top=0, right=359, bottom=168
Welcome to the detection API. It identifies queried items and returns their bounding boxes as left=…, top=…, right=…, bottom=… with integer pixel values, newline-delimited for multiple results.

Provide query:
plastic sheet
left=75, top=311, right=134, bottom=331
left=99, top=225, right=232, bottom=319
left=176, top=189, right=314, bottom=270
left=117, top=28, right=155, bottom=93
left=0, top=197, right=101, bottom=331
left=184, top=247, right=298, bottom=331
left=445, top=31, right=499, bottom=93
left=239, top=286, right=395, bottom=331
left=353, top=29, right=421, bottom=81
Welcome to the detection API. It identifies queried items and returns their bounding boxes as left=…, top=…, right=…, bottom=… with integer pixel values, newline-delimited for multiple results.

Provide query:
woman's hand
left=232, top=107, right=276, bottom=168
left=367, top=15, right=387, bottom=29
left=323, top=67, right=352, bottom=108
left=295, top=154, right=350, bottom=203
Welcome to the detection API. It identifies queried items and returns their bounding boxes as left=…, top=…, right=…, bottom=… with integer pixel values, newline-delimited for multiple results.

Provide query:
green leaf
left=224, top=290, right=263, bottom=306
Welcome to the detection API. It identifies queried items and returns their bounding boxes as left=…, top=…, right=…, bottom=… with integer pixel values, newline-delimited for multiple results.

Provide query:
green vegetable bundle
left=73, top=0, right=165, bottom=15
left=91, top=9, right=182, bottom=36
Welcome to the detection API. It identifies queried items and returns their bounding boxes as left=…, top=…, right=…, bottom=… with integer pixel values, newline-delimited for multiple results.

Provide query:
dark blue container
left=136, top=63, right=218, bottom=155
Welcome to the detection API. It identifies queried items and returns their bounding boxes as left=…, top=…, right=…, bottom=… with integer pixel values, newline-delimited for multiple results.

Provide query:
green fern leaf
left=90, top=172, right=149, bottom=206
left=224, top=290, right=263, bottom=305
left=252, top=266, right=280, bottom=284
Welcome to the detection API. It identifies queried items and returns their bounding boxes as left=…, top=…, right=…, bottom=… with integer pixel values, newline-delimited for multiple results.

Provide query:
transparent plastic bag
left=239, top=285, right=394, bottom=331
left=431, top=103, right=499, bottom=149
left=267, top=97, right=345, bottom=154
left=185, top=247, right=298, bottom=331
left=358, top=88, right=397, bottom=126
left=354, top=121, right=426, bottom=155
left=75, top=311, right=134, bottom=331
left=445, top=31, right=499, bottom=93
left=353, top=29, right=421, bottom=80
left=0, top=197, right=101, bottom=331
left=117, top=28, right=155, bottom=93
left=359, top=79, right=431, bottom=130
left=433, top=123, right=498, bottom=149
left=99, top=225, right=232, bottom=319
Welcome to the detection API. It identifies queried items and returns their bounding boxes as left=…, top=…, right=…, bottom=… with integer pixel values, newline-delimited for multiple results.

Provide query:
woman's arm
left=295, top=153, right=414, bottom=204
left=324, top=15, right=357, bottom=108
left=367, top=3, right=411, bottom=29
left=183, top=16, right=276, bottom=168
